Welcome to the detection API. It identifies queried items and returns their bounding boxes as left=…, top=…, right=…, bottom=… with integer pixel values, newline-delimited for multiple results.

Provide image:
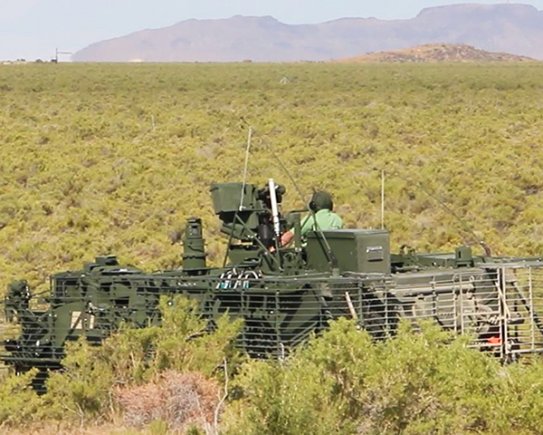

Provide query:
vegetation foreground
left=1, top=62, right=543, bottom=432
left=1, top=297, right=543, bottom=434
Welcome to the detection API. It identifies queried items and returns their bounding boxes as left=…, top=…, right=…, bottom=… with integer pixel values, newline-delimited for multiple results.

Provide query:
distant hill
left=72, top=3, right=543, bottom=62
left=336, top=43, right=536, bottom=63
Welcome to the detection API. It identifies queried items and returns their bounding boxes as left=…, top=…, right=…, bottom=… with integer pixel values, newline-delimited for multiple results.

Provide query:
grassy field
left=1, top=62, right=543, bottom=294
left=2, top=60, right=543, bottom=431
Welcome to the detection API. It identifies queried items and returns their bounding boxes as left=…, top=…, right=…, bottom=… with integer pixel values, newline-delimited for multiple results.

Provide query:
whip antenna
left=266, top=144, right=307, bottom=206
left=266, top=142, right=337, bottom=269
left=223, top=127, right=253, bottom=268
left=390, top=168, right=489, bottom=253
left=381, top=170, right=385, bottom=229
left=239, top=127, right=253, bottom=210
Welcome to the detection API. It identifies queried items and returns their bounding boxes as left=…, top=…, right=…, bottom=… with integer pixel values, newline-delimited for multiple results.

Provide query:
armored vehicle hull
left=3, top=180, right=543, bottom=390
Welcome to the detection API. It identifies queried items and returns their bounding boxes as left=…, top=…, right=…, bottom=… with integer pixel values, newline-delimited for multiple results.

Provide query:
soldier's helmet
left=309, top=191, right=334, bottom=212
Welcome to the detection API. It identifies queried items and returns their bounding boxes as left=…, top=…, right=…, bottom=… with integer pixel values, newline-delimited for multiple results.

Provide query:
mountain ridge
left=72, top=3, right=543, bottom=62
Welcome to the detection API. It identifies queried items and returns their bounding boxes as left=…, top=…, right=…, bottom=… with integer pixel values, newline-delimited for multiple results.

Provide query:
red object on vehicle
left=487, top=336, right=501, bottom=345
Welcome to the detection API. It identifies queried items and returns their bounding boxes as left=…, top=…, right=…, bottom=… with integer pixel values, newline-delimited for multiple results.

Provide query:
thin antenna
left=381, top=170, right=385, bottom=229
left=391, top=168, right=489, bottom=251
left=224, top=127, right=252, bottom=268
left=265, top=144, right=307, bottom=206
left=239, top=127, right=252, bottom=210
left=264, top=137, right=337, bottom=269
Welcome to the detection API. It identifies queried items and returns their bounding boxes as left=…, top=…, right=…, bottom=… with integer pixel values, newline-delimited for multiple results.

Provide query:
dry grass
left=115, top=370, right=220, bottom=433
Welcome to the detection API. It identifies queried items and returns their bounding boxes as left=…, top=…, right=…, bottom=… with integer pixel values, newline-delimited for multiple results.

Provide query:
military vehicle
left=3, top=179, right=543, bottom=390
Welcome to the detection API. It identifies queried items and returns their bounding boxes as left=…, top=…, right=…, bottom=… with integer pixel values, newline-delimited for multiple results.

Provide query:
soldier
left=280, top=190, right=343, bottom=246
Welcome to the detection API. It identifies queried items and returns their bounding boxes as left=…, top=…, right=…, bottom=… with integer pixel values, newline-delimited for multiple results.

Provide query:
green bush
left=150, top=297, right=244, bottom=377
left=0, top=369, right=41, bottom=426
left=3, top=312, right=543, bottom=433
left=223, top=319, right=543, bottom=434
left=0, top=296, right=242, bottom=427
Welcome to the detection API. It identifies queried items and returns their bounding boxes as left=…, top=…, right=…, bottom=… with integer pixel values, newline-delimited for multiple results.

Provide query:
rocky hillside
left=336, top=44, right=536, bottom=63
left=72, top=3, right=543, bottom=62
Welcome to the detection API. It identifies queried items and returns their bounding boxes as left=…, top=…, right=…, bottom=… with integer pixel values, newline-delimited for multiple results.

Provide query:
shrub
left=115, top=370, right=220, bottom=432
left=0, top=296, right=241, bottom=428
left=0, top=369, right=41, bottom=426
left=223, top=319, right=543, bottom=434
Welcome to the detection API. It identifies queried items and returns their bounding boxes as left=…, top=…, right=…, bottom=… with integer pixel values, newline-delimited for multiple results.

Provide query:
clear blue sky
left=1, top=1, right=542, bottom=60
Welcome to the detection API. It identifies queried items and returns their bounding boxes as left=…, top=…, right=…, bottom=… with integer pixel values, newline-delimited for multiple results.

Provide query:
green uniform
left=300, top=209, right=343, bottom=236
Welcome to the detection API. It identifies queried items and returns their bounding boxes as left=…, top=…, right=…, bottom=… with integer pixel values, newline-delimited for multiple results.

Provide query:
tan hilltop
left=335, top=43, right=537, bottom=63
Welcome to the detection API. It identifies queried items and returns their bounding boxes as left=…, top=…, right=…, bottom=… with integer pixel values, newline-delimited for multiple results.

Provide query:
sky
left=1, top=0, right=543, bottom=61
